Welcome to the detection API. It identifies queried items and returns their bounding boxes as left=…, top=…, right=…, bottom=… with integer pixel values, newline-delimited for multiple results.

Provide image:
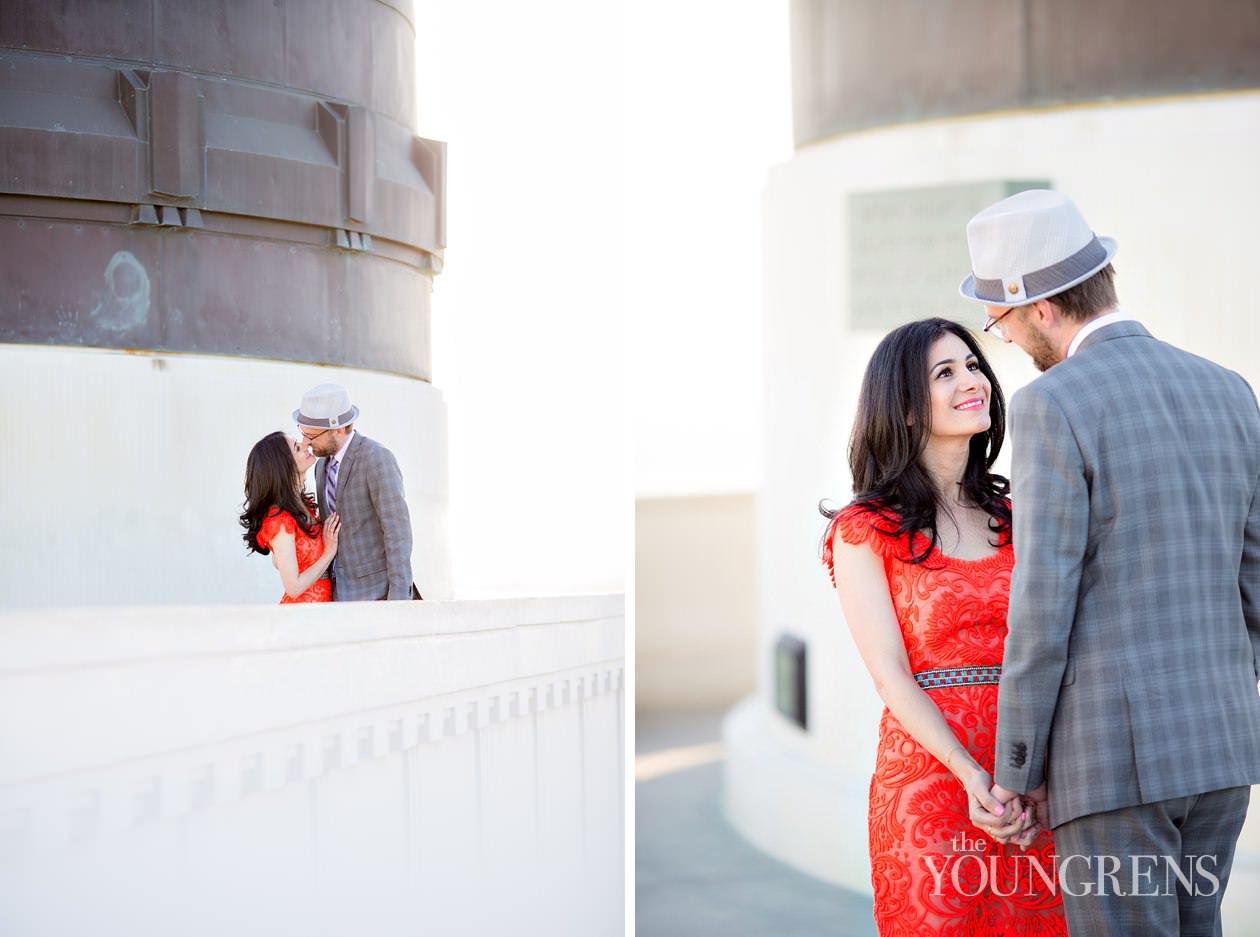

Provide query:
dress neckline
left=912, top=530, right=1012, bottom=569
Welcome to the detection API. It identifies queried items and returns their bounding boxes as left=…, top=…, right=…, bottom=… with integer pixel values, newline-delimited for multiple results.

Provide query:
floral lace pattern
left=258, top=506, right=331, bottom=604
left=825, top=503, right=1065, bottom=935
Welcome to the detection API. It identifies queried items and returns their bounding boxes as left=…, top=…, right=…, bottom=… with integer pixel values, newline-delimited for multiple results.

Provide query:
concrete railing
left=0, top=596, right=624, bottom=936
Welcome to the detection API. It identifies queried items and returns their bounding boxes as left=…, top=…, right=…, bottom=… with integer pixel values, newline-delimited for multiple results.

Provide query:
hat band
left=972, top=236, right=1108, bottom=303
left=302, top=407, right=357, bottom=429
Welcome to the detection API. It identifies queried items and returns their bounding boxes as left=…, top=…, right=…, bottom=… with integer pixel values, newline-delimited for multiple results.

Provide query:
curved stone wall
left=791, top=0, right=1260, bottom=144
left=0, top=0, right=443, bottom=377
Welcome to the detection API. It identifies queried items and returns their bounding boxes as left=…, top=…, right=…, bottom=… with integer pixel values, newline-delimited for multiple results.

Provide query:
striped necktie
left=326, top=457, right=339, bottom=515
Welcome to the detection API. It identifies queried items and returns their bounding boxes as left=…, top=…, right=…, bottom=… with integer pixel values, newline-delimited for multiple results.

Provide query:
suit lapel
left=315, top=458, right=328, bottom=518
left=335, top=433, right=365, bottom=499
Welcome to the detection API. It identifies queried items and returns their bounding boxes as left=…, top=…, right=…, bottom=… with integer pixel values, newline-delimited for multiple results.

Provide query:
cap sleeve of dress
left=257, top=508, right=297, bottom=552
left=822, top=503, right=904, bottom=586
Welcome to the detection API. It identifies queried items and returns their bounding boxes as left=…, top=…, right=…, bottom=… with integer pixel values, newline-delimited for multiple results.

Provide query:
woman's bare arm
left=268, top=515, right=340, bottom=598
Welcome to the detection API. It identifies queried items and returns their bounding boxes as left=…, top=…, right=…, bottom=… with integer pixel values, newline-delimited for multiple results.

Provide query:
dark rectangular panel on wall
left=848, top=180, right=1050, bottom=332
left=774, top=635, right=809, bottom=731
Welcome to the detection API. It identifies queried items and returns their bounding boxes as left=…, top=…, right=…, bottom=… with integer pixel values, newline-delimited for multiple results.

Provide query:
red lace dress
left=824, top=503, right=1065, bottom=936
left=257, top=507, right=332, bottom=604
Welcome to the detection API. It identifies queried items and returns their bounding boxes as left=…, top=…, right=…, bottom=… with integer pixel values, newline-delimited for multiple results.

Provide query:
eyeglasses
left=299, top=427, right=331, bottom=443
left=983, top=307, right=1015, bottom=338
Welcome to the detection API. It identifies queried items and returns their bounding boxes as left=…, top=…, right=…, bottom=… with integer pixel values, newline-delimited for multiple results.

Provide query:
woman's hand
left=958, top=761, right=1031, bottom=845
left=323, top=513, right=341, bottom=556
left=968, top=778, right=1043, bottom=847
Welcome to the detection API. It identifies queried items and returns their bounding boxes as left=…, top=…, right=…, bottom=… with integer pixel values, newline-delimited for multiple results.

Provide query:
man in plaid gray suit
left=295, top=384, right=419, bottom=601
left=960, top=190, right=1260, bottom=934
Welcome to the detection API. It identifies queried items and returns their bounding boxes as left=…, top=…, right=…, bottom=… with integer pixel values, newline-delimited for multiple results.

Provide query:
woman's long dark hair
left=240, top=431, right=321, bottom=555
left=821, top=318, right=1010, bottom=563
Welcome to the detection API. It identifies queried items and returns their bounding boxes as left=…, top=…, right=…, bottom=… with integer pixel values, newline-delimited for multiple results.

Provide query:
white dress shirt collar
left=329, top=429, right=356, bottom=466
left=1067, top=309, right=1135, bottom=358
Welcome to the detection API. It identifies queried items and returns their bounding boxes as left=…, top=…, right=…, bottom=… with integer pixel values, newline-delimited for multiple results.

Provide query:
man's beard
left=1026, top=325, right=1063, bottom=372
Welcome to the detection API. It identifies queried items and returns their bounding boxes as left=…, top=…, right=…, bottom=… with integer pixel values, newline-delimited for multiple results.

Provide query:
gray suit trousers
left=1052, top=787, right=1250, bottom=937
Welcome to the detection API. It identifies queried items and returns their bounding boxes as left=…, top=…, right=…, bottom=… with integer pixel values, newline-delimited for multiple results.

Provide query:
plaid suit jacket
left=995, top=321, right=1260, bottom=827
left=316, top=433, right=415, bottom=601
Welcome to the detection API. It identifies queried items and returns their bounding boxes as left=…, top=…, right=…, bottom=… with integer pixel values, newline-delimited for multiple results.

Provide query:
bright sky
left=623, top=2, right=793, bottom=496
left=414, top=1, right=791, bottom=595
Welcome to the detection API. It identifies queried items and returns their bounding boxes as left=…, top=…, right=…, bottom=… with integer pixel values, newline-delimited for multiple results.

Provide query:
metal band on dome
left=972, top=236, right=1108, bottom=303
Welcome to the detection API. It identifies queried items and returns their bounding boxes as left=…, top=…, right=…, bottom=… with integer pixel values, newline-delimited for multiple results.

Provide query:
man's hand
left=1011, top=784, right=1048, bottom=848
left=989, top=782, right=1046, bottom=849
left=991, top=782, right=1019, bottom=803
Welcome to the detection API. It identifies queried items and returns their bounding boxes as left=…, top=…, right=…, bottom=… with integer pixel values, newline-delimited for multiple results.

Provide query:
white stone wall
left=0, top=343, right=452, bottom=606
left=0, top=595, right=624, bottom=936
left=727, top=90, right=1260, bottom=931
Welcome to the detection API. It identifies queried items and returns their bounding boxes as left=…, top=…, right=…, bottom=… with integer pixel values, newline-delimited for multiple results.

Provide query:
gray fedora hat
left=959, top=189, right=1117, bottom=307
left=293, top=383, right=359, bottom=429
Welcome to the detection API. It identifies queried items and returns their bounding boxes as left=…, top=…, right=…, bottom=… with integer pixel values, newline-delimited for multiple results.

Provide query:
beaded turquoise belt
left=914, top=666, right=1002, bottom=690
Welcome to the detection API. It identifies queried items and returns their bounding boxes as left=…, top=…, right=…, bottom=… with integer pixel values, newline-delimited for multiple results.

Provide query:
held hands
left=971, top=781, right=1046, bottom=849
left=323, top=513, right=341, bottom=555
left=949, top=746, right=1043, bottom=848
left=1013, top=784, right=1048, bottom=847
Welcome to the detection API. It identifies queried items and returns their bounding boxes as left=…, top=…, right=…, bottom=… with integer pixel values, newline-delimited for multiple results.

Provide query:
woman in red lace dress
left=241, top=431, right=340, bottom=603
left=823, top=319, right=1065, bottom=935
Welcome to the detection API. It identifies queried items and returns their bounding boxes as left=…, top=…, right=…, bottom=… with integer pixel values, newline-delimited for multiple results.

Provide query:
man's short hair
left=1049, top=264, right=1117, bottom=322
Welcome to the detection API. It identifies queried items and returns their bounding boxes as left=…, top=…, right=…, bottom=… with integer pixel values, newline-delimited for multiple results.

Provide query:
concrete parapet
left=0, top=595, right=625, bottom=936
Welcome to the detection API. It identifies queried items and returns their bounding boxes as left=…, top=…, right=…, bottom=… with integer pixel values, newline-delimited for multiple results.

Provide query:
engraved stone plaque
left=849, top=180, right=1051, bottom=331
